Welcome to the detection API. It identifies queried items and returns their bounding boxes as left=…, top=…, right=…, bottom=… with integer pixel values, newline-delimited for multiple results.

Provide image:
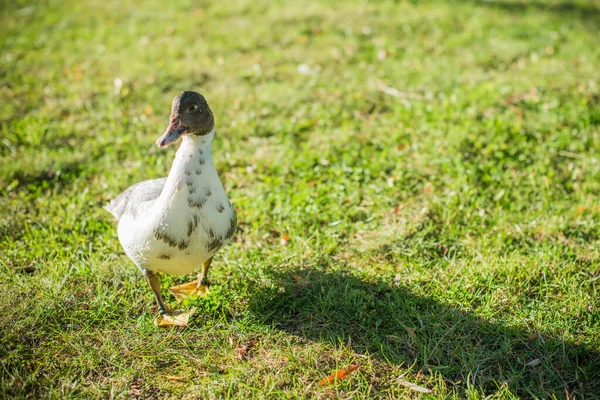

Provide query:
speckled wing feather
left=104, top=178, right=167, bottom=220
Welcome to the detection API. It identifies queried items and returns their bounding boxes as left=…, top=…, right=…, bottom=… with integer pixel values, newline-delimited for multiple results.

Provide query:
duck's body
left=106, top=131, right=236, bottom=277
left=105, top=91, right=236, bottom=321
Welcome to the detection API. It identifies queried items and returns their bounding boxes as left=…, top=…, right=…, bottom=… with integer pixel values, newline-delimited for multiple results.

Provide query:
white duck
left=105, top=91, right=236, bottom=324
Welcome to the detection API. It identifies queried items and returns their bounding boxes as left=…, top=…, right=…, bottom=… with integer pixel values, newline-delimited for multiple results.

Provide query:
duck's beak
left=156, top=118, right=187, bottom=148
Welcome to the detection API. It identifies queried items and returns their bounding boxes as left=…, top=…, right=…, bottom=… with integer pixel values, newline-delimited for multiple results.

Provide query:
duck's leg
left=196, top=257, right=212, bottom=288
left=145, top=271, right=170, bottom=315
left=145, top=270, right=196, bottom=327
left=169, top=257, right=213, bottom=299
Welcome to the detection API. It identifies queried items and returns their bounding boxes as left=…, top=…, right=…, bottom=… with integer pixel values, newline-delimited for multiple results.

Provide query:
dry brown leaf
left=440, top=245, right=449, bottom=257
left=393, top=205, right=404, bottom=215
left=405, top=327, right=417, bottom=339
left=292, top=274, right=309, bottom=287
left=236, top=340, right=256, bottom=361
left=397, top=378, right=432, bottom=393
left=318, top=365, right=360, bottom=386
left=170, top=281, right=209, bottom=299
left=524, top=331, right=538, bottom=342
left=164, top=375, right=189, bottom=383
left=153, top=309, right=196, bottom=328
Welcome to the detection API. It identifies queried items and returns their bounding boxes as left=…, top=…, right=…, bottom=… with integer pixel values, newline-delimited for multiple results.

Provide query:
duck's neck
left=156, top=129, right=216, bottom=208
left=176, top=131, right=214, bottom=162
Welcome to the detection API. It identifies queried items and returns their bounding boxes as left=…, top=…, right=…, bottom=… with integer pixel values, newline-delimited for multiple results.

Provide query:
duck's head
left=156, top=91, right=215, bottom=148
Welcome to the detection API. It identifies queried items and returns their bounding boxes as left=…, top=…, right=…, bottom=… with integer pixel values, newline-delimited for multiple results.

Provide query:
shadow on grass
left=469, top=0, right=600, bottom=27
left=4, top=161, right=87, bottom=193
left=250, top=267, right=599, bottom=397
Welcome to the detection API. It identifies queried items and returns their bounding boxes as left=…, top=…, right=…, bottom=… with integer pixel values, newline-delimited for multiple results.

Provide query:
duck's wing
left=104, top=178, right=167, bottom=221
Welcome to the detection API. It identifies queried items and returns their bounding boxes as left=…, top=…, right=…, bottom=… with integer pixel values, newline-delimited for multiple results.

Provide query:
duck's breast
left=145, top=164, right=236, bottom=275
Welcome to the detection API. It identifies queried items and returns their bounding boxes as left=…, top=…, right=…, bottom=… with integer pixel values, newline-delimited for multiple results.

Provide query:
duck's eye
left=188, top=104, right=198, bottom=112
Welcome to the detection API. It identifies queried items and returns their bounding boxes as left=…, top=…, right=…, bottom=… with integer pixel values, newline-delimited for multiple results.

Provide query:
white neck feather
left=155, top=128, right=216, bottom=209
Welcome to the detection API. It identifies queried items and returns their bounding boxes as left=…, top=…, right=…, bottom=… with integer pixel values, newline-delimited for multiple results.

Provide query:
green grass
left=1, top=0, right=600, bottom=398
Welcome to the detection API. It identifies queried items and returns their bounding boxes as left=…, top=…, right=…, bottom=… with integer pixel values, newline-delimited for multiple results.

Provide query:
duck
left=105, top=91, right=236, bottom=326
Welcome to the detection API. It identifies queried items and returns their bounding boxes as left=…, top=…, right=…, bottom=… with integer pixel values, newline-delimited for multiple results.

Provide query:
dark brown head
left=156, top=91, right=215, bottom=148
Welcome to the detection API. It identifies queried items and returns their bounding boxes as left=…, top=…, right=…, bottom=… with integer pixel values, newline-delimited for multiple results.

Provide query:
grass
left=1, top=0, right=600, bottom=398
